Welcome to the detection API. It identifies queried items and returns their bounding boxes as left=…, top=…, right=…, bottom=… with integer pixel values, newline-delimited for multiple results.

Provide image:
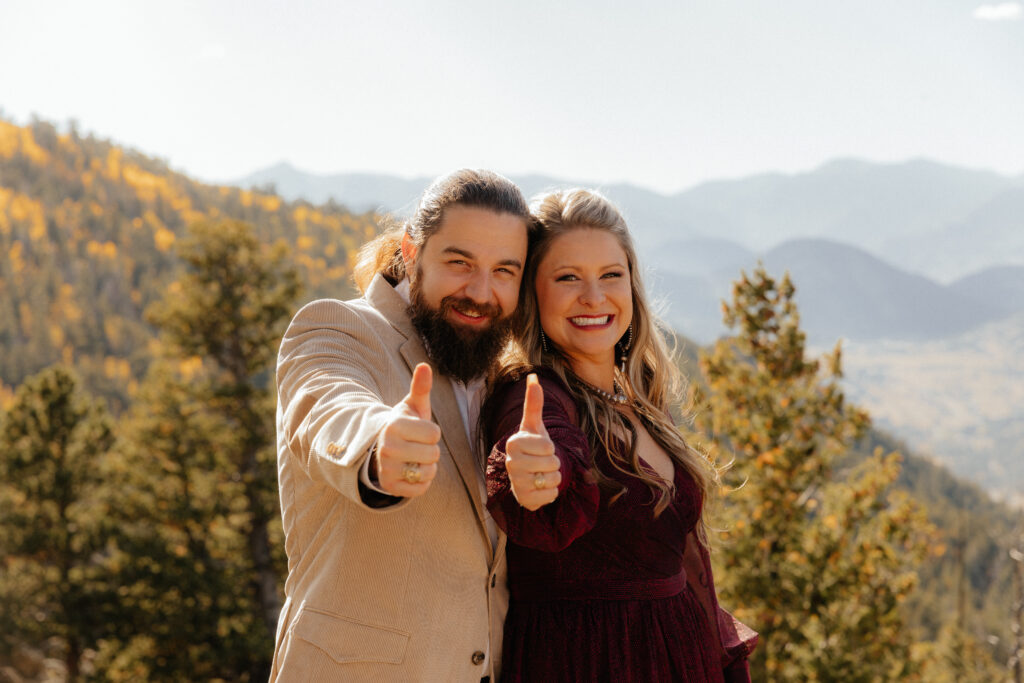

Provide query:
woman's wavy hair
left=353, top=169, right=532, bottom=293
left=502, top=188, right=718, bottom=541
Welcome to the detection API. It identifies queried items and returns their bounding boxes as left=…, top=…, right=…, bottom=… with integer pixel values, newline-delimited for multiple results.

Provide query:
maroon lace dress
left=486, top=372, right=757, bottom=682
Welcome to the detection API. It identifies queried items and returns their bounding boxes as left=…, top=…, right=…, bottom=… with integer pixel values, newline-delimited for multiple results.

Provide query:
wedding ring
left=402, top=462, right=422, bottom=484
left=533, top=472, right=547, bottom=490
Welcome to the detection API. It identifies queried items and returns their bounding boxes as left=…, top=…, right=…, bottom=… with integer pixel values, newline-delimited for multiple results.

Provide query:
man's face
left=403, top=205, right=529, bottom=381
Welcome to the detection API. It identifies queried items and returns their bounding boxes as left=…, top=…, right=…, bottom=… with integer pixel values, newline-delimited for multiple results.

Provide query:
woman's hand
left=504, top=374, right=562, bottom=511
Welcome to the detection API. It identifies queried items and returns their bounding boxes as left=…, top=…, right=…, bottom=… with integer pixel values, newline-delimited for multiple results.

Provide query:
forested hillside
left=0, top=117, right=376, bottom=411
left=1, top=118, right=1021, bottom=681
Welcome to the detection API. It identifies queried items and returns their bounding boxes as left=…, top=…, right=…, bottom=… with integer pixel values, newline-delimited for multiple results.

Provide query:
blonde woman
left=482, top=189, right=756, bottom=682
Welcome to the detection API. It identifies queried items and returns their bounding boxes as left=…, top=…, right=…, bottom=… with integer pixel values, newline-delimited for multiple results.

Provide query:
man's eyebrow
left=442, top=246, right=522, bottom=269
left=442, top=246, right=474, bottom=259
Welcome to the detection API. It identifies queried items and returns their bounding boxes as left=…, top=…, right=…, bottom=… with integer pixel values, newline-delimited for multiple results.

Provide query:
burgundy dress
left=485, top=372, right=757, bottom=683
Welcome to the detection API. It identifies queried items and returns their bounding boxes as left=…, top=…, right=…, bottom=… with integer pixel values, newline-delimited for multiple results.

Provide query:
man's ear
left=400, top=232, right=417, bottom=270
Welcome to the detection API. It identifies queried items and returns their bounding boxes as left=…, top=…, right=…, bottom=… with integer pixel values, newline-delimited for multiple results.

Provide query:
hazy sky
left=2, top=0, right=1022, bottom=192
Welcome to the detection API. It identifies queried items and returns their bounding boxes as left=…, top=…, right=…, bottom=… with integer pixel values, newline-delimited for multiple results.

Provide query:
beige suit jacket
left=271, top=274, right=508, bottom=682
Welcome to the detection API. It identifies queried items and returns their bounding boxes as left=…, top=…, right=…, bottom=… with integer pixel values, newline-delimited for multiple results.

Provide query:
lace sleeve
left=484, top=373, right=601, bottom=552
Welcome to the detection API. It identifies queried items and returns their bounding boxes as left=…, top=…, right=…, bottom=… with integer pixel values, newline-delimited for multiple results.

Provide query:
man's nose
left=464, top=271, right=492, bottom=304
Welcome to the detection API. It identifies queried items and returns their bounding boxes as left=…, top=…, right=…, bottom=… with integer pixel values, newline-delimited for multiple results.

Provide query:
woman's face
left=534, top=227, right=633, bottom=372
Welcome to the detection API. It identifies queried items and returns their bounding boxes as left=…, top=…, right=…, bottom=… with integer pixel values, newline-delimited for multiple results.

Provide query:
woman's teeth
left=570, top=316, right=609, bottom=326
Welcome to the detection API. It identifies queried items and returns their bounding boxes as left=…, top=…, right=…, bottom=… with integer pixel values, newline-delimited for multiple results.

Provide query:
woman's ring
left=533, top=472, right=547, bottom=490
left=402, top=462, right=422, bottom=484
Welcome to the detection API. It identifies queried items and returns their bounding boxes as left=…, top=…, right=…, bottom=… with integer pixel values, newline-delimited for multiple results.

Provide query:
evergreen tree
left=0, top=366, right=114, bottom=681
left=93, top=360, right=267, bottom=680
left=136, top=218, right=300, bottom=679
left=695, top=266, right=933, bottom=681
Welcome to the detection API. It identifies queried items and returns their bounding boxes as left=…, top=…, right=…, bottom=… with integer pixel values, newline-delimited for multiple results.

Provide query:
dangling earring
left=617, top=324, right=633, bottom=371
left=540, top=327, right=550, bottom=354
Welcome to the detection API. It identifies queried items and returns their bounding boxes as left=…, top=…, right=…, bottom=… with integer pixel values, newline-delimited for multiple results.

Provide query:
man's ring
left=402, top=462, right=422, bottom=484
left=533, top=472, right=547, bottom=490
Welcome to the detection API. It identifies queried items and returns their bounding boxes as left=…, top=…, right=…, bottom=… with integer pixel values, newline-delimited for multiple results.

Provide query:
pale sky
left=1, top=0, right=1022, bottom=193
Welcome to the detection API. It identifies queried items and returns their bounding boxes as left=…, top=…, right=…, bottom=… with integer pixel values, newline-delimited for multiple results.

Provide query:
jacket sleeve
left=484, top=374, right=601, bottom=552
left=681, top=530, right=758, bottom=681
left=276, top=298, right=409, bottom=512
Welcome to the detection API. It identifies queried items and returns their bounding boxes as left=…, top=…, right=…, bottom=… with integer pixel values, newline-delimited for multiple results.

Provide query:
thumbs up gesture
left=375, top=363, right=442, bottom=497
left=505, top=374, right=561, bottom=511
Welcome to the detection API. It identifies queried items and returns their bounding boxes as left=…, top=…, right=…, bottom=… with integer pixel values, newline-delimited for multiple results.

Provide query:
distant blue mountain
left=760, top=239, right=1004, bottom=340
left=949, top=265, right=1024, bottom=316
left=652, top=239, right=1014, bottom=344
left=229, top=158, right=1024, bottom=343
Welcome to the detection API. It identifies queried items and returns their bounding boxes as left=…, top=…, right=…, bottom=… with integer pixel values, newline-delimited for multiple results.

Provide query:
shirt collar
left=395, top=277, right=411, bottom=305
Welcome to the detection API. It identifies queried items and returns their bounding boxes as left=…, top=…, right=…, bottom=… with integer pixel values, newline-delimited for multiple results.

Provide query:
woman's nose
left=579, top=279, right=605, bottom=306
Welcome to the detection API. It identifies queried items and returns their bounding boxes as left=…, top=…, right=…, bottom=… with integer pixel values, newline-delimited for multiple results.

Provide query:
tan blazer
left=271, top=274, right=508, bottom=682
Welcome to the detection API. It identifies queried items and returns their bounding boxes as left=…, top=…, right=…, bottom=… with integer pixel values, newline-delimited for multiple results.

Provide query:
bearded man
left=271, top=170, right=535, bottom=682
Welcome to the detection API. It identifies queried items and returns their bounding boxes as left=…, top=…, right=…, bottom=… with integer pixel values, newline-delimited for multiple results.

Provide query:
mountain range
left=233, top=159, right=1024, bottom=345
left=231, top=159, right=1024, bottom=502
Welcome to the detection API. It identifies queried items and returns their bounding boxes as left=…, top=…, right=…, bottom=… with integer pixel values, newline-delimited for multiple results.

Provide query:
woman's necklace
left=575, top=375, right=629, bottom=406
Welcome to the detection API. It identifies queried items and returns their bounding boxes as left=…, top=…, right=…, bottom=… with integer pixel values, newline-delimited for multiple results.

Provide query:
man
left=271, top=169, right=534, bottom=681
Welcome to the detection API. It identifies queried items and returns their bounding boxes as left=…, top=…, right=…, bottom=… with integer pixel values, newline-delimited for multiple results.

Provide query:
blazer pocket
left=293, top=607, right=410, bottom=665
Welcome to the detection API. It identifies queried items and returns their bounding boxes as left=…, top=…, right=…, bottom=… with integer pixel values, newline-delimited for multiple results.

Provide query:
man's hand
left=374, top=363, right=442, bottom=497
left=505, top=374, right=561, bottom=511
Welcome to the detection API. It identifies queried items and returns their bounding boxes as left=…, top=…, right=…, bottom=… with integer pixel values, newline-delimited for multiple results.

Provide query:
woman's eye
left=556, top=274, right=579, bottom=282
left=602, top=271, right=624, bottom=279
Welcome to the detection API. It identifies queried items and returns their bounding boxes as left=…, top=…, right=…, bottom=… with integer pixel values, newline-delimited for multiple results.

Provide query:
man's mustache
left=439, top=296, right=502, bottom=322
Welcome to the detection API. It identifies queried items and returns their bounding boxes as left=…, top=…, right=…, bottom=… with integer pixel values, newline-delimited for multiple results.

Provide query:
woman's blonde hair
left=508, top=188, right=718, bottom=541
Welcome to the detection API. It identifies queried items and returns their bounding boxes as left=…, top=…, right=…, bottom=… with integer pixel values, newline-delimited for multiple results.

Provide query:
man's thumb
left=405, top=363, right=433, bottom=419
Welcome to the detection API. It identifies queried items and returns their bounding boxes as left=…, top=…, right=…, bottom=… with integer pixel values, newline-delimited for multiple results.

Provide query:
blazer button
left=471, top=651, right=485, bottom=666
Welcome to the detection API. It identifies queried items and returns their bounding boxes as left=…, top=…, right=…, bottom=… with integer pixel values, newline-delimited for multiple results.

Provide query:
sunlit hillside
left=0, top=117, right=379, bottom=410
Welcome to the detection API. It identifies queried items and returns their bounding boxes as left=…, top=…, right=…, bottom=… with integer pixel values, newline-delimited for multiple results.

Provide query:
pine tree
left=695, top=266, right=933, bottom=682
left=0, top=366, right=114, bottom=681
left=136, top=218, right=300, bottom=679
left=93, top=360, right=268, bottom=680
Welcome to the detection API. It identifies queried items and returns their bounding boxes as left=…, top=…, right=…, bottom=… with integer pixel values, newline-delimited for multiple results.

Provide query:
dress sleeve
left=681, top=530, right=759, bottom=681
left=484, top=373, right=601, bottom=552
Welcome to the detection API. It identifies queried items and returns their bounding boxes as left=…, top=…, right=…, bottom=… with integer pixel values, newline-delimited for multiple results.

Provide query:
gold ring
left=533, top=472, right=547, bottom=490
left=402, top=462, right=422, bottom=484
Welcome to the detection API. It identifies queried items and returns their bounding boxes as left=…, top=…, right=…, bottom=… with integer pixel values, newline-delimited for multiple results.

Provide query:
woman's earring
left=617, top=324, right=633, bottom=371
left=540, top=327, right=550, bottom=354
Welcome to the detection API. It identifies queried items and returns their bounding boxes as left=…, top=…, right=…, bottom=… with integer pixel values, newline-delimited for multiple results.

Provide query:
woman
left=483, top=189, right=757, bottom=682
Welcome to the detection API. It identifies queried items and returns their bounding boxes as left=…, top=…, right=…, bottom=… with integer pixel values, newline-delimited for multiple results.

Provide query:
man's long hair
left=353, top=169, right=531, bottom=292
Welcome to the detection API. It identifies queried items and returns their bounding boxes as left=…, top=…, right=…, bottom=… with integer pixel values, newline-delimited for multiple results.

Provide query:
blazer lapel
left=367, top=275, right=490, bottom=545
left=399, top=338, right=489, bottom=533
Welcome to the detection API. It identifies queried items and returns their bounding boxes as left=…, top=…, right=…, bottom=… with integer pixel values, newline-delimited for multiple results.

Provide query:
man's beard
left=408, top=284, right=512, bottom=384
